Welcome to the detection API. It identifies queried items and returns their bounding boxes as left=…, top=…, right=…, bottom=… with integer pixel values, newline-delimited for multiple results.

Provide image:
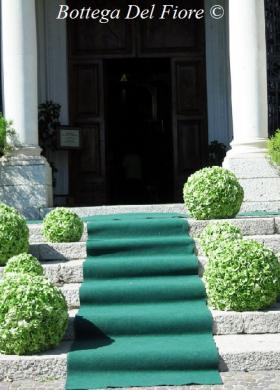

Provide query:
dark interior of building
left=67, top=0, right=208, bottom=206
left=104, top=59, right=173, bottom=204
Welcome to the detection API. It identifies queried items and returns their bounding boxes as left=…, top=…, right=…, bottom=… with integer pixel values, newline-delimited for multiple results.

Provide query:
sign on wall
left=58, top=127, right=81, bottom=149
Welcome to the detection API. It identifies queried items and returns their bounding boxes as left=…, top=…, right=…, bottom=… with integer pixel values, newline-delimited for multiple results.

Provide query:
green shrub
left=208, top=141, right=227, bottom=166
left=183, top=166, right=244, bottom=220
left=267, top=129, right=280, bottom=165
left=4, top=254, right=43, bottom=277
left=0, top=204, right=29, bottom=265
left=0, top=274, right=68, bottom=355
left=199, top=222, right=243, bottom=258
left=0, top=114, right=17, bottom=156
left=43, top=207, right=84, bottom=243
left=204, top=239, right=280, bottom=311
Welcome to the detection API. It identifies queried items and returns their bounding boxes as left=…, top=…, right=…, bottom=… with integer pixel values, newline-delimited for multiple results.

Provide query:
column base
left=0, top=154, right=53, bottom=219
left=223, top=152, right=280, bottom=213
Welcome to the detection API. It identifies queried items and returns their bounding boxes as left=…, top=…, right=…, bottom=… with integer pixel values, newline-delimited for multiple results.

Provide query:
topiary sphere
left=43, top=207, right=84, bottom=243
left=0, top=274, right=68, bottom=355
left=0, top=203, right=29, bottom=265
left=199, top=222, right=243, bottom=258
left=183, top=167, right=244, bottom=220
left=204, top=239, right=280, bottom=311
left=4, top=253, right=43, bottom=277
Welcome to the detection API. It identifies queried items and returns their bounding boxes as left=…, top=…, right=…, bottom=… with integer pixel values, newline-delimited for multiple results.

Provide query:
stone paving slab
left=0, top=371, right=280, bottom=389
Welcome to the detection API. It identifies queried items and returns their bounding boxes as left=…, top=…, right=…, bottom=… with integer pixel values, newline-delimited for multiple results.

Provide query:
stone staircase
left=1, top=206, right=280, bottom=382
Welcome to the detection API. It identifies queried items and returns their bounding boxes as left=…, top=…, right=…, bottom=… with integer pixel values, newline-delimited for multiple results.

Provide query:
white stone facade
left=0, top=0, right=279, bottom=214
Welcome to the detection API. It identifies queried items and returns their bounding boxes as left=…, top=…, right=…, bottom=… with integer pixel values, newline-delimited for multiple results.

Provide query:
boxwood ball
left=183, top=166, right=244, bottom=220
left=204, top=239, right=280, bottom=311
left=43, top=207, right=84, bottom=243
left=199, top=221, right=243, bottom=258
left=0, top=203, right=29, bottom=266
left=0, top=274, right=68, bottom=355
left=4, top=253, right=44, bottom=277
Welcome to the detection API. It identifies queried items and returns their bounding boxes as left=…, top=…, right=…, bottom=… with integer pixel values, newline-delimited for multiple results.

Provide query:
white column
left=224, top=0, right=268, bottom=158
left=1, top=0, right=40, bottom=156
left=223, top=0, right=280, bottom=212
left=0, top=0, right=53, bottom=217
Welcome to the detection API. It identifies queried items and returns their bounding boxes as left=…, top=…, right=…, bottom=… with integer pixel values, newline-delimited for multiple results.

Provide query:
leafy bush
left=208, top=141, right=227, bottom=166
left=4, top=254, right=43, bottom=277
left=199, top=222, right=243, bottom=258
left=38, top=100, right=61, bottom=154
left=183, top=166, right=244, bottom=220
left=267, top=129, right=280, bottom=165
left=204, top=239, right=280, bottom=311
left=0, top=204, right=29, bottom=265
left=43, top=207, right=84, bottom=243
left=0, top=114, right=17, bottom=157
left=0, top=274, right=68, bottom=355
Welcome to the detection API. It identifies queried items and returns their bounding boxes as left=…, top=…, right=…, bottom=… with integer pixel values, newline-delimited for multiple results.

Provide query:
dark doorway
left=67, top=0, right=208, bottom=206
left=104, top=59, right=173, bottom=204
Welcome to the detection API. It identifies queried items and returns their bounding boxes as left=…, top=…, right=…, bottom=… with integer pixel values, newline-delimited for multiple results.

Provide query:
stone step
left=1, top=334, right=280, bottom=381
left=196, top=234, right=280, bottom=256
left=27, top=216, right=279, bottom=243
left=28, top=223, right=87, bottom=243
left=29, top=242, right=87, bottom=261
left=0, top=250, right=276, bottom=288
left=65, top=303, right=280, bottom=338
left=189, top=217, right=277, bottom=237
left=27, top=234, right=280, bottom=262
left=41, top=204, right=188, bottom=218
left=0, top=260, right=84, bottom=285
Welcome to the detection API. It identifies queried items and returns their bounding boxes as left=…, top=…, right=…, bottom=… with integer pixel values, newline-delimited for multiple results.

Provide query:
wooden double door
left=68, top=0, right=208, bottom=205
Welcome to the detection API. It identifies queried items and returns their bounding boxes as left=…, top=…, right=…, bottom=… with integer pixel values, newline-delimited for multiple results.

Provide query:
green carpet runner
left=66, top=213, right=222, bottom=389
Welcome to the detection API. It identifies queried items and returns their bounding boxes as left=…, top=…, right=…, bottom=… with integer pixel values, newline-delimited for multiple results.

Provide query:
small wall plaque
left=58, top=127, right=81, bottom=149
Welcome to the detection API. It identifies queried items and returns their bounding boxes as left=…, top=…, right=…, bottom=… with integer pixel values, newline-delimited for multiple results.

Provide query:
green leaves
left=0, top=114, right=17, bottom=157
left=0, top=274, right=68, bottom=355
left=199, top=222, right=243, bottom=258
left=4, top=254, right=44, bottom=277
left=0, top=204, right=29, bottom=265
left=43, top=207, right=84, bottom=243
left=204, top=239, right=280, bottom=311
left=267, top=129, right=280, bottom=165
left=183, top=167, right=244, bottom=220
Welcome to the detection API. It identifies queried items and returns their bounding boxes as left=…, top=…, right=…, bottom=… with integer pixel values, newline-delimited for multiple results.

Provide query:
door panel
left=68, top=0, right=133, bottom=57
left=139, top=0, right=204, bottom=56
left=177, top=120, right=204, bottom=171
left=172, top=59, right=208, bottom=201
left=176, top=62, right=203, bottom=114
left=72, top=64, right=100, bottom=122
left=69, top=60, right=106, bottom=205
